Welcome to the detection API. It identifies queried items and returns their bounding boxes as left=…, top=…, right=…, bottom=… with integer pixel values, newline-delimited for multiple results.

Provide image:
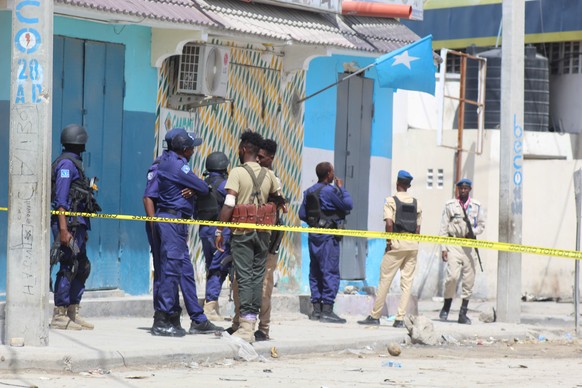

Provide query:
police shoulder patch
left=181, top=164, right=190, bottom=174
left=147, top=172, right=155, bottom=181
left=60, top=169, right=70, bottom=178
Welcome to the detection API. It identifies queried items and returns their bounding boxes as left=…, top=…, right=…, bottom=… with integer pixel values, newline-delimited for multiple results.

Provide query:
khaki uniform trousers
left=444, top=246, right=476, bottom=300
left=370, top=249, right=417, bottom=321
left=258, top=252, right=278, bottom=335
left=231, top=252, right=278, bottom=334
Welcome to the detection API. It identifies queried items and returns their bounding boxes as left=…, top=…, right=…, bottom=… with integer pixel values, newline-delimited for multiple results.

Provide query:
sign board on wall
left=158, top=107, right=200, bottom=156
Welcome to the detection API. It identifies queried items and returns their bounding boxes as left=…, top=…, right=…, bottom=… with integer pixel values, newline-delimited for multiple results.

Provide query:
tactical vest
left=305, top=184, right=344, bottom=228
left=197, top=174, right=226, bottom=221
left=51, top=154, right=101, bottom=214
left=393, top=196, right=417, bottom=233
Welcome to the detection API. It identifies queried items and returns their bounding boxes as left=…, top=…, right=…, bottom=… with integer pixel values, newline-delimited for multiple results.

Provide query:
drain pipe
left=341, top=2, right=412, bottom=19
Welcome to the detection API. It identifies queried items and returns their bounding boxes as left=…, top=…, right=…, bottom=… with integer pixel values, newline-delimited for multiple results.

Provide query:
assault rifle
left=49, top=234, right=81, bottom=291
left=461, top=206, right=483, bottom=272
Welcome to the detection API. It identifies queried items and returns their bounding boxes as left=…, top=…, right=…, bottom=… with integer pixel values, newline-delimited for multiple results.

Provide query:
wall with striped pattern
left=155, top=41, right=306, bottom=293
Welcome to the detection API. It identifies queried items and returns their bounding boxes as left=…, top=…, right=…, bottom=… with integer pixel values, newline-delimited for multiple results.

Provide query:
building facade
left=0, top=0, right=419, bottom=298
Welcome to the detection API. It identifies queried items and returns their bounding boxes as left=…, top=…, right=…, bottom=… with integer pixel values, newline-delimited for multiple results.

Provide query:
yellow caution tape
left=1, top=207, right=581, bottom=260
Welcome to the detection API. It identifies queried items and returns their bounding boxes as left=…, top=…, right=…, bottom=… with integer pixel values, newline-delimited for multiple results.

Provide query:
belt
left=158, top=207, right=192, bottom=219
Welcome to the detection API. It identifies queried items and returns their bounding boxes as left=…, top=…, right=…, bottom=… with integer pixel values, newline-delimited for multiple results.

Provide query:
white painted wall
left=550, top=74, right=582, bottom=134
left=392, top=92, right=582, bottom=301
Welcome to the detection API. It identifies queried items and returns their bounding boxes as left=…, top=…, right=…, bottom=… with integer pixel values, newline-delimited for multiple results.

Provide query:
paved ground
left=0, top=297, right=578, bottom=374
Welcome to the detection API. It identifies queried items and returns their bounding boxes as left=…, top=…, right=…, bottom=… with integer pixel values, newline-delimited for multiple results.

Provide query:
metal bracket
left=167, top=94, right=230, bottom=110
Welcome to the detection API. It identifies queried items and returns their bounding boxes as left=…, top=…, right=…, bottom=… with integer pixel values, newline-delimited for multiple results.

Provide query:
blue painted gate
left=52, top=36, right=124, bottom=290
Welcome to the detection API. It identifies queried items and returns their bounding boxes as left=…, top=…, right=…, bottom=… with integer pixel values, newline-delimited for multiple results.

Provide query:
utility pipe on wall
left=341, top=2, right=412, bottom=19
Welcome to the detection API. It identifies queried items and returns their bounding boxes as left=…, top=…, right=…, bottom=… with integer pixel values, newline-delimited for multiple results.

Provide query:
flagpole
left=296, top=63, right=376, bottom=104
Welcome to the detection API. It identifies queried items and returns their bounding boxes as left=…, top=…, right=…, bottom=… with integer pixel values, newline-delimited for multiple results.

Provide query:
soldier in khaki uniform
left=215, top=130, right=283, bottom=343
left=358, top=170, right=422, bottom=328
left=438, top=178, right=485, bottom=324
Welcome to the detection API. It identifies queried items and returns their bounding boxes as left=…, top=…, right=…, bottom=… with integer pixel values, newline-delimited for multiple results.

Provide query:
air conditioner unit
left=177, top=44, right=230, bottom=98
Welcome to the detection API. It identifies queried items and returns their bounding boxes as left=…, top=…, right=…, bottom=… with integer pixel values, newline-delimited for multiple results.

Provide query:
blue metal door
left=335, top=74, right=373, bottom=280
left=52, top=36, right=124, bottom=290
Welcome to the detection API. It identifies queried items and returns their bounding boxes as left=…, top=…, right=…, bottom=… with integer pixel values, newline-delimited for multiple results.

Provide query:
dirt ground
left=2, top=337, right=581, bottom=388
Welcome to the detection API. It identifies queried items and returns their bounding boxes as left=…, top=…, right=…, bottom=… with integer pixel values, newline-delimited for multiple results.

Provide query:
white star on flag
left=391, top=51, right=419, bottom=70
left=374, top=35, right=436, bottom=95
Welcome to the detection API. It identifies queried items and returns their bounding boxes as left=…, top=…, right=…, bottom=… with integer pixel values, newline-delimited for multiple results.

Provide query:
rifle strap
left=460, top=204, right=474, bottom=235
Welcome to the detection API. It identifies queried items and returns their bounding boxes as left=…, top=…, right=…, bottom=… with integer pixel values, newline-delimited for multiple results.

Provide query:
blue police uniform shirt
left=52, top=152, right=89, bottom=228
left=143, top=152, right=168, bottom=203
left=199, top=171, right=228, bottom=239
left=298, top=182, right=353, bottom=224
left=157, top=150, right=209, bottom=216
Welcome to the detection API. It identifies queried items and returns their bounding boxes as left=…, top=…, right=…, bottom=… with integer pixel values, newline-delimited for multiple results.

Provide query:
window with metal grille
left=542, top=41, right=582, bottom=75
left=445, top=54, right=461, bottom=74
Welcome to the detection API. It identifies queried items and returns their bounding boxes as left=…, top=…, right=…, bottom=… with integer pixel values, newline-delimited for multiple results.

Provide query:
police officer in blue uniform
left=197, top=152, right=232, bottom=320
left=299, top=162, right=353, bottom=324
left=152, top=129, right=223, bottom=336
left=50, top=124, right=100, bottom=330
left=143, top=128, right=193, bottom=329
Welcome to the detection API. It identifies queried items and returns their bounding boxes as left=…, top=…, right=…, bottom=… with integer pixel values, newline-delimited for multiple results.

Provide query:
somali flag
left=375, top=35, right=436, bottom=95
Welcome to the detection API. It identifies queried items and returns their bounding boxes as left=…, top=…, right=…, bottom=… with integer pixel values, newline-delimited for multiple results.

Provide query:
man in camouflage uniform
left=438, top=178, right=485, bottom=325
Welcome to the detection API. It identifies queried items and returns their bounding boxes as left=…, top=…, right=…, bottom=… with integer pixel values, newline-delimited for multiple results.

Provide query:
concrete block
left=333, top=293, right=418, bottom=317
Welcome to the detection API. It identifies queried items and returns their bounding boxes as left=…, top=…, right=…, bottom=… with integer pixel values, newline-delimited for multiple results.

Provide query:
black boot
left=168, top=310, right=187, bottom=336
left=254, top=330, right=269, bottom=341
left=320, top=304, right=346, bottom=324
left=151, top=311, right=186, bottom=337
left=309, top=302, right=322, bottom=321
left=439, top=298, right=452, bottom=321
left=357, top=315, right=380, bottom=325
left=458, top=299, right=472, bottom=325
left=189, top=319, right=224, bottom=334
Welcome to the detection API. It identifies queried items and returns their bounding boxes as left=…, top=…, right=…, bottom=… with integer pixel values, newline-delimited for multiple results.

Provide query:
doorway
left=334, top=73, right=373, bottom=280
left=52, top=36, right=125, bottom=289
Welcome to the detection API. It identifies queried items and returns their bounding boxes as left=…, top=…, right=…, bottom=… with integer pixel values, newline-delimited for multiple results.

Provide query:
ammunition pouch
left=231, top=203, right=257, bottom=225
left=231, top=202, right=277, bottom=229
left=257, top=202, right=277, bottom=225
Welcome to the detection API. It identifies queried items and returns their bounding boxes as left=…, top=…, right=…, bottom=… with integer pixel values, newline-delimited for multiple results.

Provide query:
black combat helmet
left=60, top=124, right=88, bottom=145
left=205, top=151, right=229, bottom=172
